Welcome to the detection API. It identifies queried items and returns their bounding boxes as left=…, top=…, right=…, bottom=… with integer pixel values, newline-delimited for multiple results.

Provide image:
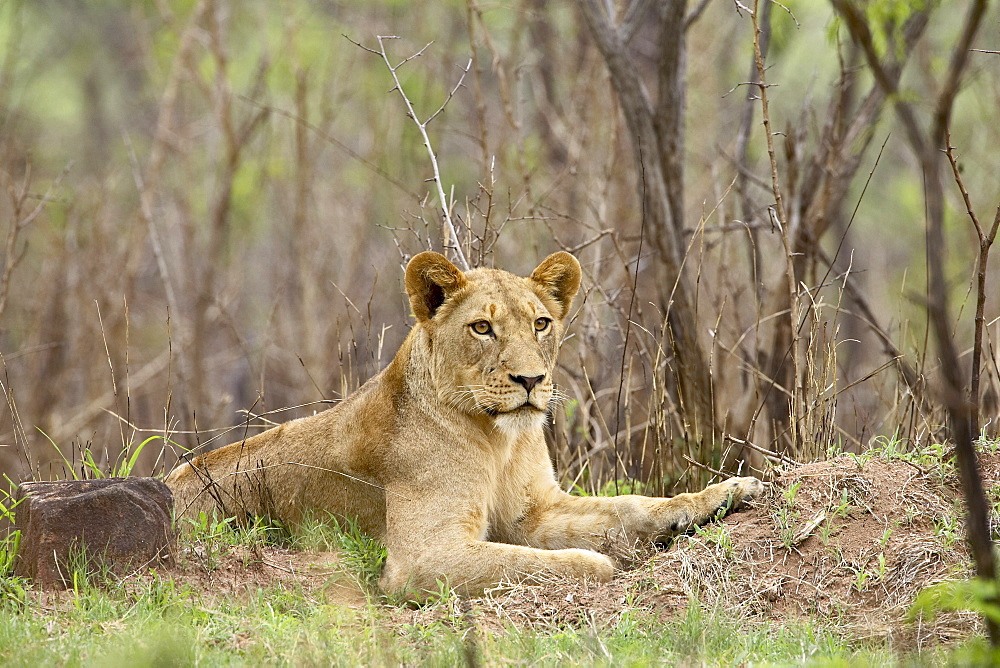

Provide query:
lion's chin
left=493, top=405, right=548, bottom=435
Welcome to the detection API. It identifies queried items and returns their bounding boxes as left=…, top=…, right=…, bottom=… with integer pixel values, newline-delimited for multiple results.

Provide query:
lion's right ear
left=530, top=251, right=581, bottom=320
left=405, top=252, right=468, bottom=322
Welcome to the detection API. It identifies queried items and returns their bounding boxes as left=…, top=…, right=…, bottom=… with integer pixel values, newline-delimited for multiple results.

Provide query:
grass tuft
left=293, top=512, right=387, bottom=590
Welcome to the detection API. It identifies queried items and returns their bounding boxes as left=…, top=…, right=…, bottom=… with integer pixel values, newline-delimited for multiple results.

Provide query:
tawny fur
left=165, top=251, right=763, bottom=599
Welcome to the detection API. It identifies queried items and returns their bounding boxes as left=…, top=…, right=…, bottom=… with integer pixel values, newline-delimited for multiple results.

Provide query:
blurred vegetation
left=0, top=0, right=997, bottom=494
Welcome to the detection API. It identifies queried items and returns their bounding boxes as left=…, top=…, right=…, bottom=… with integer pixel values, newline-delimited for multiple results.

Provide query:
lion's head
left=405, top=251, right=581, bottom=434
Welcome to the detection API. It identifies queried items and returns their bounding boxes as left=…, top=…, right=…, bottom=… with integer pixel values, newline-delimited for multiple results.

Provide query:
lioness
left=166, top=251, right=762, bottom=598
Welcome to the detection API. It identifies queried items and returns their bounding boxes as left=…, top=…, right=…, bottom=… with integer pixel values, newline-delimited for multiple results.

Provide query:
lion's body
left=166, top=252, right=761, bottom=598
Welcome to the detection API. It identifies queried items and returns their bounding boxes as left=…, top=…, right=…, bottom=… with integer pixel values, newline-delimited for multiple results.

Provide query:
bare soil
left=475, top=455, right=983, bottom=645
left=169, top=544, right=371, bottom=609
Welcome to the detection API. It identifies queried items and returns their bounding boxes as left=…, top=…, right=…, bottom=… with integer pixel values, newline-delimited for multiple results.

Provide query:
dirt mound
left=473, top=456, right=977, bottom=642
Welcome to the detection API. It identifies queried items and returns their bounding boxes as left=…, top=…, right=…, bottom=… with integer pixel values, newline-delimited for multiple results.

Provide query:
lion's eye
left=471, top=320, right=493, bottom=336
left=534, top=317, right=551, bottom=332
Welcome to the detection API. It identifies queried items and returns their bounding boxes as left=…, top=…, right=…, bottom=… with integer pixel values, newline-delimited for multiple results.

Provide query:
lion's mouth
left=486, top=401, right=544, bottom=418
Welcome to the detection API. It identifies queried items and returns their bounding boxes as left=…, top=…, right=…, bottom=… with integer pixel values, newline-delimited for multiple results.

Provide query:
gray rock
left=14, top=477, right=174, bottom=587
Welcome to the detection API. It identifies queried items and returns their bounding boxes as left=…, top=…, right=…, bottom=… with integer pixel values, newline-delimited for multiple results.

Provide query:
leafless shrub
left=0, top=2, right=996, bottom=519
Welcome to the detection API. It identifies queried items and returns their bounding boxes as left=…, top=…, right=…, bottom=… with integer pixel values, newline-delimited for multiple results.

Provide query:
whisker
left=446, top=385, right=495, bottom=415
left=548, top=389, right=570, bottom=407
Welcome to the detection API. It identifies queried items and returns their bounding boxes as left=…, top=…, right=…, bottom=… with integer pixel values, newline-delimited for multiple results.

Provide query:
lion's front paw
left=698, top=476, right=764, bottom=521
left=652, top=477, right=764, bottom=539
left=727, top=476, right=764, bottom=508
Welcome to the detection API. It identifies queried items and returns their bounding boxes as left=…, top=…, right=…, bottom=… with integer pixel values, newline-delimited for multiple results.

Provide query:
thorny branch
left=751, top=0, right=803, bottom=448
left=945, top=135, right=1000, bottom=440
left=349, top=34, right=472, bottom=271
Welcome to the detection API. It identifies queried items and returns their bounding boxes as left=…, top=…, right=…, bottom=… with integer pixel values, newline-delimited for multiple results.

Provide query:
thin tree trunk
left=834, top=0, right=998, bottom=645
left=578, top=0, right=715, bottom=445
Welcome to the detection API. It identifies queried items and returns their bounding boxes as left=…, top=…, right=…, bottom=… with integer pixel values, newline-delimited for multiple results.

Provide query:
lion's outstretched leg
left=519, top=476, right=764, bottom=550
left=379, top=490, right=614, bottom=600
left=379, top=540, right=614, bottom=600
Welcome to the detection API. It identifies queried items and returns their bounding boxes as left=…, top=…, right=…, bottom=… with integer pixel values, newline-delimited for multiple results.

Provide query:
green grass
left=38, top=431, right=178, bottom=480
left=292, top=512, right=387, bottom=590
left=0, top=573, right=918, bottom=667
left=0, top=482, right=20, bottom=577
left=3, top=437, right=997, bottom=665
left=0, top=513, right=979, bottom=667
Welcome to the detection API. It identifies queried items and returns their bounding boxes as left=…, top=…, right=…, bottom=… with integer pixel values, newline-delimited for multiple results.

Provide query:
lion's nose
left=510, top=374, right=545, bottom=394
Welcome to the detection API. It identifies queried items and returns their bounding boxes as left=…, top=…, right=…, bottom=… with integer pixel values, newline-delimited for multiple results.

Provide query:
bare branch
left=0, top=164, right=71, bottom=322
left=945, top=134, right=986, bottom=242
left=830, top=0, right=929, bottom=154
left=426, top=58, right=473, bottom=126
left=351, top=35, right=470, bottom=270
left=944, top=131, right=1000, bottom=443
left=750, top=1, right=786, bottom=229
left=931, top=0, right=989, bottom=143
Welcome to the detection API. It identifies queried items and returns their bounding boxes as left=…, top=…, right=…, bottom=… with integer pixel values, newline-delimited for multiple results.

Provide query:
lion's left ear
left=529, top=251, right=581, bottom=320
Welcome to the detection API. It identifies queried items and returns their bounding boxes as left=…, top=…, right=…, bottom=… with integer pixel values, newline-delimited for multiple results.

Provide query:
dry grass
left=2, top=5, right=1000, bottom=664
left=0, top=2, right=997, bottom=504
